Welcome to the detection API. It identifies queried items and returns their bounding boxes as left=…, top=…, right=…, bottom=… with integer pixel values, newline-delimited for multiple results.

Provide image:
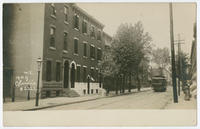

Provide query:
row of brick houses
left=3, top=3, right=112, bottom=99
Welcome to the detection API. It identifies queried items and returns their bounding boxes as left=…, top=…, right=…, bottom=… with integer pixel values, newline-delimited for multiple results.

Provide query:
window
left=83, top=42, right=87, bottom=57
left=97, top=30, right=101, bottom=40
left=74, top=14, right=79, bottom=29
left=74, top=38, right=78, bottom=54
left=50, top=26, right=56, bottom=47
left=82, top=20, right=87, bottom=34
left=76, top=66, right=81, bottom=82
left=90, top=26, right=95, bottom=38
left=83, top=67, right=87, bottom=82
left=63, top=32, right=68, bottom=50
left=46, top=60, right=52, bottom=81
left=64, top=6, right=69, bottom=22
left=50, top=3, right=56, bottom=17
left=97, top=49, right=102, bottom=60
left=90, top=45, right=95, bottom=59
left=56, top=62, right=61, bottom=82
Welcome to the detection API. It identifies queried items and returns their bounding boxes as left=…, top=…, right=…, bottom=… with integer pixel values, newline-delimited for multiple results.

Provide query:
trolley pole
left=174, top=34, right=185, bottom=96
left=169, top=3, right=178, bottom=103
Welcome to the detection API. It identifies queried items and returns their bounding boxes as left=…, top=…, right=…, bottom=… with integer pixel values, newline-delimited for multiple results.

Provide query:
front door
left=63, top=61, right=69, bottom=88
left=71, top=63, right=75, bottom=88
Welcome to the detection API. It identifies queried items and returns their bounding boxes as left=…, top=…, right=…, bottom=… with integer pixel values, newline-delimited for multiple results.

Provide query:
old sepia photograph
left=2, top=2, right=197, bottom=127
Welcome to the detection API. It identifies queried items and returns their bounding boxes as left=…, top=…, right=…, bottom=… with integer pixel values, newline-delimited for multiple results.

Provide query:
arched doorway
left=63, top=61, right=69, bottom=88
left=71, top=63, right=75, bottom=88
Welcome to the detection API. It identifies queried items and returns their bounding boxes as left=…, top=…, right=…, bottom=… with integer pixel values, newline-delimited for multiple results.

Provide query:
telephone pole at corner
left=174, top=34, right=185, bottom=96
left=169, top=3, right=178, bottom=103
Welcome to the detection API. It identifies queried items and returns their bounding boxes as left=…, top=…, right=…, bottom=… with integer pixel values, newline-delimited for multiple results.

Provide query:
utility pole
left=169, top=3, right=178, bottom=103
left=174, top=34, right=185, bottom=96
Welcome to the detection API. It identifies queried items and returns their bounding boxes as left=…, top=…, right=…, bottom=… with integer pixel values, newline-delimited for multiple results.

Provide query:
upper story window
left=90, top=45, right=95, bottom=59
left=50, top=3, right=56, bottom=18
left=90, top=26, right=95, bottom=38
left=82, top=20, right=88, bottom=34
left=46, top=60, right=52, bottom=81
left=97, top=48, right=102, bottom=60
left=64, top=6, right=69, bottom=22
left=63, top=32, right=68, bottom=50
left=74, top=14, right=79, bottom=30
left=74, top=38, right=79, bottom=54
left=50, top=26, right=56, bottom=47
left=97, top=30, right=101, bottom=41
left=83, top=42, right=87, bottom=57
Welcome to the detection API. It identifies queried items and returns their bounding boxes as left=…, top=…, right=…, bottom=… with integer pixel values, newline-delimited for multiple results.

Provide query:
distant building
left=3, top=3, right=106, bottom=99
left=189, top=23, right=197, bottom=98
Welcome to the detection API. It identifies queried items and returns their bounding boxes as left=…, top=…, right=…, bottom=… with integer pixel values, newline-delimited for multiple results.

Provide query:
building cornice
left=72, top=4, right=105, bottom=29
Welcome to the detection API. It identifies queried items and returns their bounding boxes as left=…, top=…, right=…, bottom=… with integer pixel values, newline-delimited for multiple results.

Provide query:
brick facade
left=3, top=3, right=107, bottom=99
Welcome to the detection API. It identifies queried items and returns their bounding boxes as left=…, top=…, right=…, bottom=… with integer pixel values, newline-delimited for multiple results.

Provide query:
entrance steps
left=62, top=89, right=80, bottom=97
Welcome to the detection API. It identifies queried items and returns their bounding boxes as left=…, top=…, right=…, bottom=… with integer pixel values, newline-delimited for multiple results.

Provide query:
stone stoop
left=62, top=89, right=80, bottom=97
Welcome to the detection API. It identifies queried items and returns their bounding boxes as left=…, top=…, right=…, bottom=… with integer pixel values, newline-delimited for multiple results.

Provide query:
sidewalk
left=3, top=87, right=151, bottom=111
left=164, top=91, right=197, bottom=109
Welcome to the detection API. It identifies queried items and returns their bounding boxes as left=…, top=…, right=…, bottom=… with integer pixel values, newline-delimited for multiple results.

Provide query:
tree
left=112, top=21, right=152, bottom=92
left=152, top=47, right=170, bottom=69
left=98, top=45, right=120, bottom=94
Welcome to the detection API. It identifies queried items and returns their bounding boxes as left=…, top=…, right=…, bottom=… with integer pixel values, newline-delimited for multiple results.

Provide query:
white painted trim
left=91, top=67, right=94, bottom=69
left=64, top=30, right=68, bottom=34
left=64, top=21, right=69, bottom=25
left=70, top=60, right=77, bottom=69
left=74, top=37, right=79, bottom=40
left=74, top=53, right=79, bottom=56
left=83, top=41, right=88, bottom=44
left=90, top=44, right=95, bottom=47
left=77, top=64, right=81, bottom=67
left=83, top=65, right=87, bottom=68
left=50, top=24, right=56, bottom=28
left=63, top=50, right=68, bottom=54
left=49, top=46, right=56, bottom=51
left=97, top=47, right=101, bottom=50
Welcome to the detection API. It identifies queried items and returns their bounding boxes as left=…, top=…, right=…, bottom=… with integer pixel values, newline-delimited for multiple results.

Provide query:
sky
left=77, top=3, right=196, bottom=55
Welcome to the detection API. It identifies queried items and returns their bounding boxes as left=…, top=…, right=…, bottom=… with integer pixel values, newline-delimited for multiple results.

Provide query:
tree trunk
left=122, top=75, right=125, bottom=93
left=128, top=73, right=131, bottom=92
left=115, top=76, right=118, bottom=95
left=137, top=73, right=141, bottom=92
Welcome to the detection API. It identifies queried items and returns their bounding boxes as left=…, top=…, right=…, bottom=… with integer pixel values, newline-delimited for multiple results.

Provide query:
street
left=43, top=87, right=174, bottom=110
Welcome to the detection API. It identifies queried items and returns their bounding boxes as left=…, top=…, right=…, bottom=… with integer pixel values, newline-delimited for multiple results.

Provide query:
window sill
left=64, top=21, right=69, bottom=25
left=74, top=28, right=79, bottom=31
left=83, top=56, right=87, bottom=59
left=51, top=15, right=56, bottom=19
left=49, top=47, right=56, bottom=51
left=83, top=33, right=88, bottom=36
left=74, top=53, right=79, bottom=56
left=63, top=50, right=68, bottom=54
left=91, top=58, right=95, bottom=61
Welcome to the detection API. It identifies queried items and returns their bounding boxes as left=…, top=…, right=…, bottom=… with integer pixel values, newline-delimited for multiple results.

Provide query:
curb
left=23, top=88, right=151, bottom=111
